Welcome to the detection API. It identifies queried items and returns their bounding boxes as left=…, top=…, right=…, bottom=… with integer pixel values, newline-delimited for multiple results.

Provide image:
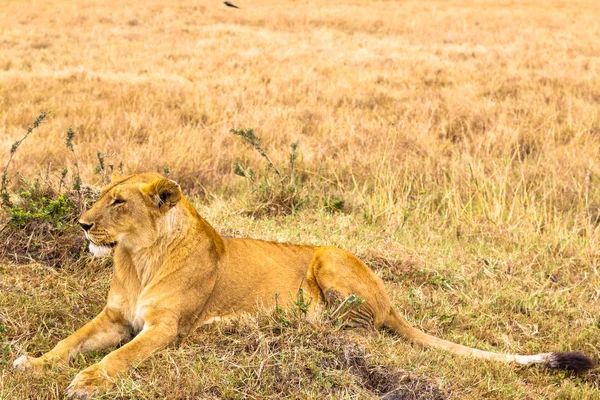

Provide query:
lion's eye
left=112, top=198, right=126, bottom=206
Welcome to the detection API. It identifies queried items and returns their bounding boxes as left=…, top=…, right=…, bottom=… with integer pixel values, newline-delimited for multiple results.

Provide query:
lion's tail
left=384, top=309, right=593, bottom=372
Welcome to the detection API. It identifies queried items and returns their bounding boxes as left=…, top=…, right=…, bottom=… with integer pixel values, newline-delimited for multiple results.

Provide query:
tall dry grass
left=1, top=0, right=600, bottom=398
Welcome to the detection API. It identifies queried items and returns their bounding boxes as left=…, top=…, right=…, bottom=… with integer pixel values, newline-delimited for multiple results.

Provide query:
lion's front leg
left=13, top=308, right=130, bottom=374
left=65, top=314, right=178, bottom=399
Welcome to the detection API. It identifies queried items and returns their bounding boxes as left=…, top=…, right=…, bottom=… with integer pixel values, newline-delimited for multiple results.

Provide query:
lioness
left=14, top=172, right=593, bottom=398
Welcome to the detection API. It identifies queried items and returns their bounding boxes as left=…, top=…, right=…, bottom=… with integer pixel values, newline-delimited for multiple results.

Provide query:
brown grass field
left=2, top=0, right=600, bottom=398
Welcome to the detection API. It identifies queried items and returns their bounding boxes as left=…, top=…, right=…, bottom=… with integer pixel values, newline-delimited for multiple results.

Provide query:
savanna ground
left=1, top=0, right=600, bottom=398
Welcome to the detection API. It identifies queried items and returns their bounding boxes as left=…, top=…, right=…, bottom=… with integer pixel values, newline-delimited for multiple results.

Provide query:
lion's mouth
left=88, top=241, right=117, bottom=258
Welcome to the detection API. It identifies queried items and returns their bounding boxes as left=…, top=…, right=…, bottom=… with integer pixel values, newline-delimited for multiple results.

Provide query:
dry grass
left=0, top=263, right=446, bottom=399
left=1, top=0, right=600, bottom=398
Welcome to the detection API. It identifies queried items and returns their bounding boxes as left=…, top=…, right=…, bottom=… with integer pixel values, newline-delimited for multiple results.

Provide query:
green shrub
left=0, top=113, right=99, bottom=267
left=231, top=128, right=309, bottom=217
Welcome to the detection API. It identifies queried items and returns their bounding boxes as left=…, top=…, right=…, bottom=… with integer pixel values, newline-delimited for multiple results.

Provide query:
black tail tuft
left=547, top=352, right=594, bottom=372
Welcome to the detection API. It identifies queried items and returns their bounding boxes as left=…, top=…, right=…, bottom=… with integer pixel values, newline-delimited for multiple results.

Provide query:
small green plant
left=233, top=160, right=255, bottom=182
left=289, top=141, right=298, bottom=184
left=293, top=288, right=313, bottom=317
left=271, top=288, right=314, bottom=329
left=274, top=292, right=291, bottom=327
left=58, top=167, right=69, bottom=192
left=328, top=293, right=365, bottom=328
left=0, top=171, right=99, bottom=267
left=323, top=195, right=345, bottom=214
left=95, top=150, right=115, bottom=185
left=427, top=272, right=455, bottom=290
left=0, top=113, right=102, bottom=266
left=0, top=169, right=99, bottom=266
left=8, top=182, right=76, bottom=230
left=231, top=128, right=307, bottom=217
left=65, top=126, right=82, bottom=192
left=231, top=128, right=281, bottom=177
left=1, top=111, right=49, bottom=207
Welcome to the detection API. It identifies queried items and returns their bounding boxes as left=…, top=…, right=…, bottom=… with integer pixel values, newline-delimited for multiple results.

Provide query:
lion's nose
left=79, top=221, right=93, bottom=231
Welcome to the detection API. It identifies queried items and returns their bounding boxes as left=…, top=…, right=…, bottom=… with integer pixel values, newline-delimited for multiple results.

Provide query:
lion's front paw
left=13, top=355, right=52, bottom=374
left=65, top=364, right=114, bottom=399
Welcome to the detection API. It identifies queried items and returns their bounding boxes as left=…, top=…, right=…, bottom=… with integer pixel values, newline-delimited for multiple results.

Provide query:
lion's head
left=79, top=172, right=182, bottom=257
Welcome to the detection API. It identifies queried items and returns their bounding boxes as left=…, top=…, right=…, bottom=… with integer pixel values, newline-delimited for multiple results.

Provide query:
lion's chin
left=88, top=242, right=114, bottom=258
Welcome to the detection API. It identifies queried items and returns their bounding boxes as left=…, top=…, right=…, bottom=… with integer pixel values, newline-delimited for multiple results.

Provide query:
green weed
left=231, top=128, right=308, bottom=217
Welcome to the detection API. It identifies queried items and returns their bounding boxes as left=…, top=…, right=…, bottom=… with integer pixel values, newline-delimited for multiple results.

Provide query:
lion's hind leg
left=323, top=288, right=377, bottom=334
left=308, top=246, right=392, bottom=333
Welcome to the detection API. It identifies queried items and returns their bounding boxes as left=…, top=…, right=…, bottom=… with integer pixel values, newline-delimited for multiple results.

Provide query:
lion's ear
left=111, top=172, right=123, bottom=183
left=143, top=178, right=182, bottom=210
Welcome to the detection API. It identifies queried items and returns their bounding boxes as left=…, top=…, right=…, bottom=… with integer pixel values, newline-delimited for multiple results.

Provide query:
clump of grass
left=0, top=175, right=89, bottom=267
left=1, top=262, right=447, bottom=400
left=231, top=128, right=309, bottom=217
left=7, top=179, right=76, bottom=229
left=0, top=119, right=99, bottom=267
